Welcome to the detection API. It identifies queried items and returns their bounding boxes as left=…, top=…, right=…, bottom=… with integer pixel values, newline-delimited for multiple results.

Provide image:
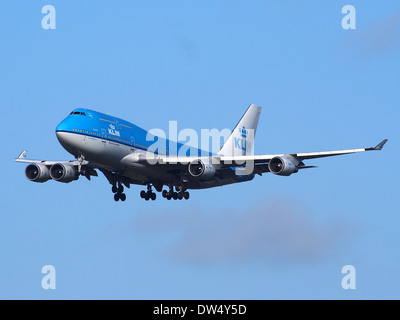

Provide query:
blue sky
left=1, top=0, right=399, bottom=299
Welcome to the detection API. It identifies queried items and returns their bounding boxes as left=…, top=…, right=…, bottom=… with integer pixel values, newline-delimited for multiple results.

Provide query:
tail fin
left=217, top=104, right=262, bottom=156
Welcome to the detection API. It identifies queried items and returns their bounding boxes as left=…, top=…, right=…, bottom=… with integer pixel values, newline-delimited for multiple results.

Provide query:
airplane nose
left=56, top=126, right=68, bottom=147
left=55, top=118, right=73, bottom=150
left=55, top=130, right=63, bottom=142
left=56, top=120, right=66, bottom=141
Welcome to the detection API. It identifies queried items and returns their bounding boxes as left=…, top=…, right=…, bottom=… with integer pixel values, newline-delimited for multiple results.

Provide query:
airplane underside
left=56, top=131, right=253, bottom=202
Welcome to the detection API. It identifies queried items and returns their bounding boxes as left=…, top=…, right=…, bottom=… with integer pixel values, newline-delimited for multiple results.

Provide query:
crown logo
left=239, top=126, right=247, bottom=139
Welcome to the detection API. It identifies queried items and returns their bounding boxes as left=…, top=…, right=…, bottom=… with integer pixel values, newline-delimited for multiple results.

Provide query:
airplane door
left=101, top=128, right=107, bottom=143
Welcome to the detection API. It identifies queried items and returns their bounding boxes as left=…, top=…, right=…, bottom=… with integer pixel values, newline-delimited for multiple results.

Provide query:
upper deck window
left=70, top=111, right=86, bottom=116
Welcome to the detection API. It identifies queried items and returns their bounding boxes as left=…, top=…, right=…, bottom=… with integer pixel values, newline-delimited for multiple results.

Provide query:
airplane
left=15, top=104, right=387, bottom=202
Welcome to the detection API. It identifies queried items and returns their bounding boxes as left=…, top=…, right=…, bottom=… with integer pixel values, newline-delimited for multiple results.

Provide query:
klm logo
left=108, top=124, right=120, bottom=137
left=234, top=126, right=247, bottom=151
left=239, top=126, right=247, bottom=139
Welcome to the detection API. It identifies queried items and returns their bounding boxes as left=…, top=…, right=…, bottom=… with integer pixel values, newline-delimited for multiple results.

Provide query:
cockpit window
left=70, top=111, right=86, bottom=116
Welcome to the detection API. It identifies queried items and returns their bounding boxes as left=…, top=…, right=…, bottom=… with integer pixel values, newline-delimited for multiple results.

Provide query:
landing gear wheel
left=114, top=193, right=120, bottom=202
left=162, top=190, right=168, bottom=198
left=120, top=193, right=126, bottom=201
left=172, top=192, right=178, bottom=200
left=112, top=185, right=118, bottom=193
left=178, top=193, right=183, bottom=200
left=140, top=190, right=146, bottom=199
left=183, top=191, right=190, bottom=200
left=150, top=192, right=156, bottom=201
left=118, top=184, right=124, bottom=193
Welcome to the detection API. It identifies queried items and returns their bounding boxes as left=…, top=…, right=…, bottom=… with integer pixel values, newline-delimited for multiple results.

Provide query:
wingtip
left=17, top=150, right=28, bottom=159
left=365, top=139, right=388, bottom=151
left=374, top=139, right=388, bottom=150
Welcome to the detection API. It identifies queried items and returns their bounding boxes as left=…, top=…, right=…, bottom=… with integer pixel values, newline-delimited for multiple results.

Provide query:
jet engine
left=188, top=159, right=216, bottom=179
left=50, top=163, right=79, bottom=183
left=268, top=155, right=299, bottom=176
left=25, top=163, right=51, bottom=183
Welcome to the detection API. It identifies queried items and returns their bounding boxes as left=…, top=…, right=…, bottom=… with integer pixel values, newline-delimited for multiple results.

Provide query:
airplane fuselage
left=55, top=108, right=254, bottom=190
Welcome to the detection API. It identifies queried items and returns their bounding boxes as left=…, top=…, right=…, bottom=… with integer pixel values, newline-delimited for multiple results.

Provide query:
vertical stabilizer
left=217, top=104, right=261, bottom=156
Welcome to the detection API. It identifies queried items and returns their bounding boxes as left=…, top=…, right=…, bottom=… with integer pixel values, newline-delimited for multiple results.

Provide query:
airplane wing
left=15, top=150, right=89, bottom=166
left=218, top=139, right=388, bottom=164
left=147, top=139, right=388, bottom=176
left=14, top=150, right=99, bottom=181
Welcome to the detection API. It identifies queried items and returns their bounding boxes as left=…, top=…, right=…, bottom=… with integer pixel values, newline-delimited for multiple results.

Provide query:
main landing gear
left=112, top=182, right=126, bottom=202
left=138, top=184, right=190, bottom=201
left=111, top=182, right=191, bottom=202
left=161, top=185, right=189, bottom=201
left=140, top=184, right=156, bottom=201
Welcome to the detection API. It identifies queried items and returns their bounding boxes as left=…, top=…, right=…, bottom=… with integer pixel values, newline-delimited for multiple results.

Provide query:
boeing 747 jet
left=16, top=105, right=387, bottom=201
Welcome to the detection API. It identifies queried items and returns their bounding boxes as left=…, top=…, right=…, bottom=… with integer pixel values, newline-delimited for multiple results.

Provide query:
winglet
left=17, top=150, right=28, bottom=159
left=366, top=139, right=388, bottom=151
left=373, top=139, right=388, bottom=150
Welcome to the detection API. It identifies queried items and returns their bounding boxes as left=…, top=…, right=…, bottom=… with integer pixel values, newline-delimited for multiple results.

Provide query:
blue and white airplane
left=16, top=104, right=387, bottom=201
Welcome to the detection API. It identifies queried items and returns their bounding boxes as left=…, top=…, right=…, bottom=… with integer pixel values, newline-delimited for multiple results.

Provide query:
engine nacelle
left=268, top=155, right=299, bottom=176
left=188, top=159, right=216, bottom=179
left=50, top=163, right=79, bottom=183
left=25, top=163, right=51, bottom=183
